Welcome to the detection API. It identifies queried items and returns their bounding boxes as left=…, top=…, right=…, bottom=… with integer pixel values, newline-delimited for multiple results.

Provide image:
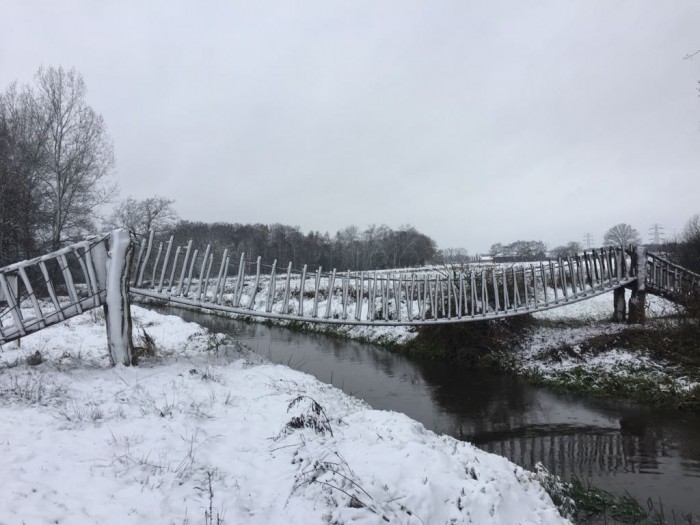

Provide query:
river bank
left=147, top=287, right=700, bottom=411
left=0, top=305, right=570, bottom=524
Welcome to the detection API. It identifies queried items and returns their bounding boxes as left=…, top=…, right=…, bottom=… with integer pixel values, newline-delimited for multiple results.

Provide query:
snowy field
left=0, top=306, right=569, bottom=524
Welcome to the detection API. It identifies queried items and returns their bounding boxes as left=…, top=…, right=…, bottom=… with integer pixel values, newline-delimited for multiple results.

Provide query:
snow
left=514, top=290, right=700, bottom=393
left=0, top=305, right=570, bottom=524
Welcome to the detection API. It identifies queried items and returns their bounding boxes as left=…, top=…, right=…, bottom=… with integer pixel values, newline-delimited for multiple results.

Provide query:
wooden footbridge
left=1, top=229, right=698, bottom=365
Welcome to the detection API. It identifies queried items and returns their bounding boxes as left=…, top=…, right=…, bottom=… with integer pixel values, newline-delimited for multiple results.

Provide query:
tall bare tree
left=108, top=195, right=178, bottom=238
left=32, top=66, right=115, bottom=250
left=603, top=223, right=641, bottom=249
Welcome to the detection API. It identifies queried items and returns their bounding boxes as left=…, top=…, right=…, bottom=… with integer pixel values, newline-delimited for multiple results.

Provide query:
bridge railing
left=0, top=230, right=134, bottom=365
left=131, top=232, right=635, bottom=325
left=0, top=235, right=109, bottom=344
left=646, top=252, right=700, bottom=303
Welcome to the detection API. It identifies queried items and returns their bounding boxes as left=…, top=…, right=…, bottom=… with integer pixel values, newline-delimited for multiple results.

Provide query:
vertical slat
left=541, top=262, right=548, bottom=306
left=183, top=249, right=199, bottom=297
left=530, top=265, right=539, bottom=308
left=421, top=275, right=428, bottom=321
left=281, top=262, right=293, bottom=314
left=408, top=274, right=416, bottom=320
left=137, top=230, right=155, bottom=287
left=457, top=273, right=464, bottom=318
left=311, top=267, right=322, bottom=318
left=298, top=264, right=307, bottom=316
left=446, top=273, right=453, bottom=319
left=218, top=256, right=230, bottom=305
left=481, top=270, right=487, bottom=315
left=567, top=257, right=576, bottom=297
left=502, top=268, right=510, bottom=310
left=81, top=244, right=100, bottom=305
left=511, top=266, right=520, bottom=309
left=18, top=266, right=45, bottom=327
left=266, top=260, right=278, bottom=313
left=176, top=241, right=193, bottom=296
left=40, top=260, right=65, bottom=321
left=59, top=254, right=81, bottom=313
left=157, top=236, right=174, bottom=293
left=73, top=247, right=95, bottom=303
left=212, top=249, right=229, bottom=303
left=195, top=244, right=211, bottom=300
left=248, top=256, right=262, bottom=310
left=150, top=242, right=164, bottom=289
left=381, top=275, right=389, bottom=320
left=167, top=246, right=181, bottom=293
left=492, top=269, right=500, bottom=313
left=470, top=271, right=476, bottom=317
left=561, top=261, right=569, bottom=300
left=234, top=253, right=246, bottom=307
left=342, top=271, right=349, bottom=320
left=395, top=274, right=403, bottom=322
left=0, top=273, right=25, bottom=336
left=550, top=261, right=558, bottom=302
left=369, top=272, right=378, bottom=321
left=324, top=269, right=336, bottom=319
left=200, top=253, right=214, bottom=300
left=132, top=237, right=147, bottom=285
left=354, top=272, right=363, bottom=321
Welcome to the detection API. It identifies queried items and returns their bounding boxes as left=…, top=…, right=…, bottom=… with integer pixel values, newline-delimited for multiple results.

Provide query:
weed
left=56, top=401, right=103, bottom=423
left=132, top=328, right=157, bottom=364
left=195, top=470, right=224, bottom=525
left=278, top=395, right=334, bottom=438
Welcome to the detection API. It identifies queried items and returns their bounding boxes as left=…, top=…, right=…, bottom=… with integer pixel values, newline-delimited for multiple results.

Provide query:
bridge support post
left=612, top=287, right=626, bottom=323
left=103, top=229, right=134, bottom=366
left=628, top=246, right=647, bottom=325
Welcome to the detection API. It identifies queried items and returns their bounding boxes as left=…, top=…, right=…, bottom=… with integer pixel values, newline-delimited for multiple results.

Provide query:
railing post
left=628, top=246, right=647, bottom=325
left=104, top=229, right=134, bottom=366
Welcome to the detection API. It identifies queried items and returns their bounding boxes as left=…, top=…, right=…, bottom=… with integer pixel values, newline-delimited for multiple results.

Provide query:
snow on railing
left=130, top=231, right=637, bottom=325
left=646, top=252, right=700, bottom=303
left=0, top=230, right=133, bottom=365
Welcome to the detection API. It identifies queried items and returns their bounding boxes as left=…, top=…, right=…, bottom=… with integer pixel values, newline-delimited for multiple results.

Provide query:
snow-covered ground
left=0, top=306, right=569, bottom=524
left=516, top=291, right=700, bottom=395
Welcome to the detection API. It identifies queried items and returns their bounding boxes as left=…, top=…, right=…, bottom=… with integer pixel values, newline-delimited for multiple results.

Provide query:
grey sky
left=1, top=1, right=699, bottom=254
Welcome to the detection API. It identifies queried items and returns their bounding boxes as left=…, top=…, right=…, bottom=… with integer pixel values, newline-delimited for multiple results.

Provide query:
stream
left=158, top=307, right=700, bottom=518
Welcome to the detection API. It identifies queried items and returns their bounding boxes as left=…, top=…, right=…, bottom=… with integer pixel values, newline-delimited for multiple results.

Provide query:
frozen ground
left=0, top=306, right=569, bottom=524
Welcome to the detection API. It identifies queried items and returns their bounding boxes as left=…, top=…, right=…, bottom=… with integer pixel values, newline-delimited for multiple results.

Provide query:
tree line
left=167, top=221, right=437, bottom=271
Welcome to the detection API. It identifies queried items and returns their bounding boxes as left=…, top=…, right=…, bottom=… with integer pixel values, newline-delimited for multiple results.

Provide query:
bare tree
left=108, top=195, right=178, bottom=237
left=603, top=223, right=641, bottom=248
left=0, top=83, right=44, bottom=264
left=32, top=66, right=115, bottom=250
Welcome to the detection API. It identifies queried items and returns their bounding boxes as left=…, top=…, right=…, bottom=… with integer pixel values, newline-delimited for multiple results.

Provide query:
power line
left=583, top=233, right=594, bottom=250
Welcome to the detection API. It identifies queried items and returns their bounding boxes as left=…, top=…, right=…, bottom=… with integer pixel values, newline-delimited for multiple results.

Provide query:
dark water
left=161, top=307, right=700, bottom=518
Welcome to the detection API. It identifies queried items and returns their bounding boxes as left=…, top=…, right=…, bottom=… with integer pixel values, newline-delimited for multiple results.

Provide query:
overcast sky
left=1, top=1, right=699, bottom=253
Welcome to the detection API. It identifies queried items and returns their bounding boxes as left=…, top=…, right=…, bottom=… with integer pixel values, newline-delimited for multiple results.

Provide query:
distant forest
left=167, top=221, right=437, bottom=271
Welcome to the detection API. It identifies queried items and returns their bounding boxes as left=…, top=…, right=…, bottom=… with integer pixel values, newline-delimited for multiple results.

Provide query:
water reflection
left=156, top=307, right=700, bottom=516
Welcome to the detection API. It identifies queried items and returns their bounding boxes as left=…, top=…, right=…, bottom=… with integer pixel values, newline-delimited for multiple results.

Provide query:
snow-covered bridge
left=1, top=229, right=698, bottom=365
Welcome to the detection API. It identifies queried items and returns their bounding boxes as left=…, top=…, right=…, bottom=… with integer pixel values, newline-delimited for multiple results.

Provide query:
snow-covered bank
left=0, top=306, right=569, bottom=524
left=514, top=292, right=700, bottom=400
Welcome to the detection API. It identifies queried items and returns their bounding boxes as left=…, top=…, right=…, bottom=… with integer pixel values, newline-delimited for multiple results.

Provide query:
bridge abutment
left=612, top=287, right=627, bottom=323
left=627, top=246, right=647, bottom=325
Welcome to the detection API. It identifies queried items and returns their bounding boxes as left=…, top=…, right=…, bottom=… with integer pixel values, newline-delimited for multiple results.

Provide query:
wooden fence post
left=628, top=246, right=647, bottom=325
left=104, top=229, right=134, bottom=366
